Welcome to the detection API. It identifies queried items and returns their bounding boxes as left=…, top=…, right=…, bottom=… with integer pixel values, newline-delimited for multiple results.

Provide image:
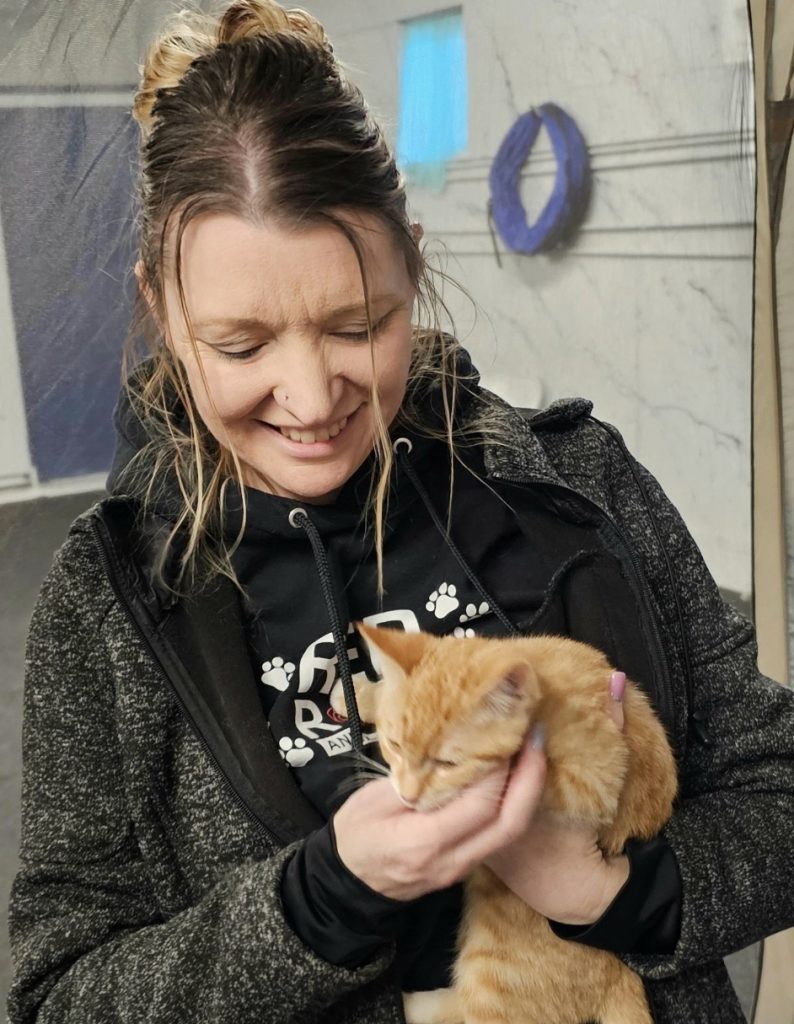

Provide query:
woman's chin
left=240, top=452, right=369, bottom=504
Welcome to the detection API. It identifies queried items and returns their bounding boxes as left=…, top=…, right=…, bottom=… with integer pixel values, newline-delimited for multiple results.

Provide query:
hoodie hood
left=103, top=343, right=538, bottom=780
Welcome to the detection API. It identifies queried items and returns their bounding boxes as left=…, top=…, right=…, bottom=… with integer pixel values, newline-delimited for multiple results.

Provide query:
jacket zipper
left=89, top=516, right=281, bottom=850
left=595, top=514, right=676, bottom=734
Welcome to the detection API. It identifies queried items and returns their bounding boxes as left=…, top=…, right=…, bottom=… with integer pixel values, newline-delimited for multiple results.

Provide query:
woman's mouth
left=275, top=413, right=348, bottom=444
left=257, top=407, right=360, bottom=453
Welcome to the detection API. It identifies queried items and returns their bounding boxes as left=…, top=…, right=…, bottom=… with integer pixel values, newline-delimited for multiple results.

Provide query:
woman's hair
left=125, top=0, right=513, bottom=599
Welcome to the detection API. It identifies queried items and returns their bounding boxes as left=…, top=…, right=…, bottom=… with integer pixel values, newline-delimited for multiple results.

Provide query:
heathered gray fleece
left=7, top=383, right=794, bottom=1024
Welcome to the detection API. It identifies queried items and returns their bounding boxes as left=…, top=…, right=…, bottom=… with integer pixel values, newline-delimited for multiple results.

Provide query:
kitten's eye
left=431, top=758, right=458, bottom=769
left=385, top=738, right=401, bottom=753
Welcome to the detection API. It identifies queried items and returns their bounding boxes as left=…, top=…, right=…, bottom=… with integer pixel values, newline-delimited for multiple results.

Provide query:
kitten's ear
left=354, top=622, right=431, bottom=685
left=479, top=661, right=536, bottom=720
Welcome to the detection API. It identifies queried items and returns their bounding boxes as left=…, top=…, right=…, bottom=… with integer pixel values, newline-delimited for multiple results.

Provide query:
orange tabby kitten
left=339, top=623, right=678, bottom=1024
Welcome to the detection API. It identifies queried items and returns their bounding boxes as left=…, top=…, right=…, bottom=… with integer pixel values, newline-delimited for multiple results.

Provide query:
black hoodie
left=106, top=348, right=681, bottom=992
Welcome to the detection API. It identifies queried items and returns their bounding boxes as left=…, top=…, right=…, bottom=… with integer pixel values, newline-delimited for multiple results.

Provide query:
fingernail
left=530, top=723, right=545, bottom=751
left=610, top=671, right=626, bottom=701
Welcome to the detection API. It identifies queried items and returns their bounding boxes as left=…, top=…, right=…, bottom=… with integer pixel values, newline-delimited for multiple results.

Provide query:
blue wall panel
left=0, top=105, right=137, bottom=481
left=397, top=9, right=468, bottom=170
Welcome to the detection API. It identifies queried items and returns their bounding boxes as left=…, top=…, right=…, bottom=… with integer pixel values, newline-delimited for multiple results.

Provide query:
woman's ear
left=410, top=221, right=424, bottom=245
left=134, top=259, right=162, bottom=332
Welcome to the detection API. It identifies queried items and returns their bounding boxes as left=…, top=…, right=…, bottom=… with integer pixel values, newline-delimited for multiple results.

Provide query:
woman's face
left=151, top=211, right=417, bottom=504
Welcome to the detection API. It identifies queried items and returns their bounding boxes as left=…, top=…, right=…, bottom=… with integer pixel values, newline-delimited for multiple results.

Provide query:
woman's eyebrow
left=192, top=293, right=404, bottom=333
left=193, top=315, right=269, bottom=333
left=325, top=293, right=405, bottom=319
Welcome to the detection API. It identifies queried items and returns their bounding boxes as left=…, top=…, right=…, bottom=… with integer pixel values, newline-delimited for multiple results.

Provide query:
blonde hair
left=133, top=1, right=330, bottom=133
left=124, top=0, right=514, bottom=601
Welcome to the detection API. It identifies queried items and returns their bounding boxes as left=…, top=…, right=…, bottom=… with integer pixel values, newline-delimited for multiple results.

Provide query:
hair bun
left=218, top=0, right=330, bottom=50
left=133, top=0, right=331, bottom=136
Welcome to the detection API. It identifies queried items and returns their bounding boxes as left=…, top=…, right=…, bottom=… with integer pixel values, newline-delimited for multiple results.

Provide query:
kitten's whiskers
left=328, top=751, right=391, bottom=805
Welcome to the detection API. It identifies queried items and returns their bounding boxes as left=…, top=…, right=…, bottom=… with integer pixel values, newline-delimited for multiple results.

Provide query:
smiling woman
left=8, top=2, right=794, bottom=1024
left=137, top=211, right=417, bottom=505
left=117, top=3, right=495, bottom=600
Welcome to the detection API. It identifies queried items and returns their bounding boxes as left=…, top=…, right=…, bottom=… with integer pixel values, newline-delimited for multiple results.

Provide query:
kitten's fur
left=336, top=623, right=678, bottom=1024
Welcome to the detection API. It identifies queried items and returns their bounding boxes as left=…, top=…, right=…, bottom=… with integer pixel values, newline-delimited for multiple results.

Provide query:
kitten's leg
left=402, top=988, right=464, bottom=1024
left=598, top=966, right=654, bottom=1024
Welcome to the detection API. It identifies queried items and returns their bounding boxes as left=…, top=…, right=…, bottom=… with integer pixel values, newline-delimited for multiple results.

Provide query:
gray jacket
left=7, top=385, right=794, bottom=1024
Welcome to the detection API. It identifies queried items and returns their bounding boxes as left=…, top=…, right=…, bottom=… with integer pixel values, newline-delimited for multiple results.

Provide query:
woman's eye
left=217, top=345, right=263, bottom=361
left=333, top=313, right=391, bottom=340
left=334, top=328, right=369, bottom=340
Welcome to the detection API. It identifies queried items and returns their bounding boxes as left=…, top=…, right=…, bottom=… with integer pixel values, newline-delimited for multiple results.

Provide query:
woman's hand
left=483, top=670, right=630, bottom=925
left=333, top=669, right=628, bottom=915
left=332, top=738, right=548, bottom=902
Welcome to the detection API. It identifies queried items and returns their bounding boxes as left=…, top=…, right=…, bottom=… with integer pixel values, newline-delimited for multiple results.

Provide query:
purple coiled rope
left=489, top=103, right=591, bottom=255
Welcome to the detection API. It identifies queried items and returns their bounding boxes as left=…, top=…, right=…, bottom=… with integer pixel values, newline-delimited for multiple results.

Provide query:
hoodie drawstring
left=393, top=438, right=520, bottom=637
left=287, top=439, right=520, bottom=759
left=288, top=507, right=365, bottom=756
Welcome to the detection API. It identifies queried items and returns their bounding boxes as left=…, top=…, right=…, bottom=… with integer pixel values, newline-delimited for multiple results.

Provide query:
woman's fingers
left=338, top=669, right=627, bottom=900
left=609, top=670, right=626, bottom=730
left=426, top=762, right=511, bottom=842
left=438, top=735, right=547, bottom=877
left=334, top=736, right=547, bottom=897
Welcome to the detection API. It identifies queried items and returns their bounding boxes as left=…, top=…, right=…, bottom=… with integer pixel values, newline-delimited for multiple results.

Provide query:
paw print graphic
left=459, top=601, right=490, bottom=624
left=260, top=656, right=296, bottom=692
left=426, top=583, right=459, bottom=619
left=453, top=626, right=475, bottom=638
left=279, top=737, right=314, bottom=767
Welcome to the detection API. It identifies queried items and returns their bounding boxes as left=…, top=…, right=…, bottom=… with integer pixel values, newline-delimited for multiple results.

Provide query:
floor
left=0, top=493, right=761, bottom=1017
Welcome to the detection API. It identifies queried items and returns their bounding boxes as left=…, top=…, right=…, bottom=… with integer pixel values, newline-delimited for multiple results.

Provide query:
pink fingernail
left=610, top=671, right=626, bottom=701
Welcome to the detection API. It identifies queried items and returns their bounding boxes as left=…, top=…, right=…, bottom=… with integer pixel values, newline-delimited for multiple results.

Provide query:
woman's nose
left=271, top=344, right=343, bottom=427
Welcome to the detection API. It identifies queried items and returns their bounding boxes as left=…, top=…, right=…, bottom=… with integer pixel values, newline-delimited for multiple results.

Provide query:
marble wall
left=308, top=0, right=756, bottom=599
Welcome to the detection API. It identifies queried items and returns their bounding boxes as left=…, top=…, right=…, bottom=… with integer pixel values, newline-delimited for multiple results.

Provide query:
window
left=397, top=8, right=468, bottom=184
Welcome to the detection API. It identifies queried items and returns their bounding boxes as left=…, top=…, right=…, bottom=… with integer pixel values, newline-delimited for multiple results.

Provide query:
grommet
left=393, top=436, right=413, bottom=454
left=288, top=507, right=307, bottom=528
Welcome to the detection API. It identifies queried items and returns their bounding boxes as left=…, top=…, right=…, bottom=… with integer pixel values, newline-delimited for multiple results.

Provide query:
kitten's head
left=355, top=623, right=540, bottom=811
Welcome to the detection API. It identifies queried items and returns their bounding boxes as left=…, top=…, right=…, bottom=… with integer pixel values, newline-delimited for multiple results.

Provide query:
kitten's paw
left=329, top=679, right=348, bottom=719
left=329, top=678, right=379, bottom=724
left=402, top=988, right=463, bottom=1024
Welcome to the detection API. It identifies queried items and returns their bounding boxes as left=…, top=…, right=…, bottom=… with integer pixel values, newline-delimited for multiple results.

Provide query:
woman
left=7, top=2, right=794, bottom=1022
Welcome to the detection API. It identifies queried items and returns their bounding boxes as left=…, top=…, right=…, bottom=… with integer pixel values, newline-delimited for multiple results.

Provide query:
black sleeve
left=280, top=818, right=413, bottom=968
left=547, top=836, right=682, bottom=954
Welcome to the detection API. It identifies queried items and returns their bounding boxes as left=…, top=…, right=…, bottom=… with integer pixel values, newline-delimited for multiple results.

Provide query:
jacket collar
left=90, top=497, right=326, bottom=842
left=471, top=390, right=594, bottom=487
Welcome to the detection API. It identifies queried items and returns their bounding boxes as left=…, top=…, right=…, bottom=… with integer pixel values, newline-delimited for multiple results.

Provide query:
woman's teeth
left=279, top=415, right=348, bottom=444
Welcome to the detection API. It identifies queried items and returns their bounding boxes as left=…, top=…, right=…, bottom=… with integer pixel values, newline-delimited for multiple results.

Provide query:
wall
left=308, top=0, right=756, bottom=600
left=0, top=0, right=756, bottom=598
left=0, top=1, right=213, bottom=491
